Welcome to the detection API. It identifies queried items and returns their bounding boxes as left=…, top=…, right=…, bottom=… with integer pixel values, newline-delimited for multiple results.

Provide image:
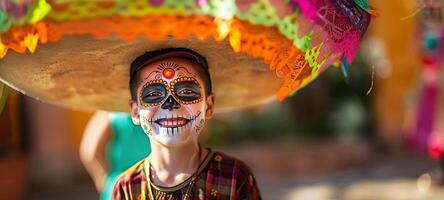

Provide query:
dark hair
left=129, top=48, right=212, bottom=100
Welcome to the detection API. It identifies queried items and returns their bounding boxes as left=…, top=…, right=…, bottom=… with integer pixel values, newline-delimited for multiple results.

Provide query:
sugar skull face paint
left=138, top=77, right=203, bottom=107
left=131, top=57, right=213, bottom=147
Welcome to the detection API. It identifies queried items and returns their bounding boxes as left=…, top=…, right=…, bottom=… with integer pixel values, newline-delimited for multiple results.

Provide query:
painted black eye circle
left=141, top=83, right=167, bottom=104
left=173, top=81, right=201, bottom=102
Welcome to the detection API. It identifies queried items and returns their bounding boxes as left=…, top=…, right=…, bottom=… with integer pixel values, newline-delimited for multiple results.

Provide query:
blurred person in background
left=423, top=0, right=444, bottom=185
left=80, top=111, right=151, bottom=199
left=406, top=0, right=444, bottom=185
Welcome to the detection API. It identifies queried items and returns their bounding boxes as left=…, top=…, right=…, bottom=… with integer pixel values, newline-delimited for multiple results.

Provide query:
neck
left=148, top=140, right=206, bottom=187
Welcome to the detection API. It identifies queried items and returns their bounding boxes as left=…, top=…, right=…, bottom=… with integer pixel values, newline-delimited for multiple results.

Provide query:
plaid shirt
left=112, top=149, right=261, bottom=200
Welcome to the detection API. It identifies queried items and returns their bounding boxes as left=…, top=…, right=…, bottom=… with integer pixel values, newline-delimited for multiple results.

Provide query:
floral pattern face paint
left=135, top=58, right=208, bottom=147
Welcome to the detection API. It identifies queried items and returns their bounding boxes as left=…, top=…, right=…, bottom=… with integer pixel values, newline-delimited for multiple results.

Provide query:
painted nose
left=161, top=95, right=181, bottom=111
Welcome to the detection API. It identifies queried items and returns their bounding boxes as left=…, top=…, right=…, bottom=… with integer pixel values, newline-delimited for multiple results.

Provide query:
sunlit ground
left=276, top=178, right=444, bottom=200
left=221, top=142, right=444, bottom=200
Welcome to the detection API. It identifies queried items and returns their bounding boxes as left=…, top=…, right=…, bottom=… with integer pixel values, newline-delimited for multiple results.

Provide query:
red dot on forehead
left=162, top=68, right=175, bottom=79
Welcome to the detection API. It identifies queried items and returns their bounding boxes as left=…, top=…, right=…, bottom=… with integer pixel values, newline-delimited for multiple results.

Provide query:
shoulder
left=208, top=151, right=257, bottom=186
left=208, top=151, right=262, bottom=199
left=112, top=159, right=146, bottom=200
left=211, top=151, right=254, bottom=175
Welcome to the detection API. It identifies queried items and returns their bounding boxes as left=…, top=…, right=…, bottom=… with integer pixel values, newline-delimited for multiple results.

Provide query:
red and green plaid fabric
left=112, top=149, right=261, bottom=200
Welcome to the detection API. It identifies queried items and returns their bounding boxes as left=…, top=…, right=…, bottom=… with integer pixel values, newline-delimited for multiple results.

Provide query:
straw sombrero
left=0, top=0, right=374, bottom=113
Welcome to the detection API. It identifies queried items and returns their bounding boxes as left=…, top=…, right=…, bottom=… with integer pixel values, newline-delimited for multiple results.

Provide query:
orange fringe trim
left=0, top=15, right=315, bottom=100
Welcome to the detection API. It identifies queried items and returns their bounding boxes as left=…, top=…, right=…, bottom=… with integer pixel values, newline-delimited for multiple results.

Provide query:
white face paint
left=135, top=58, right=208, bottom=147
left=139, top=107, right=206, bottom=146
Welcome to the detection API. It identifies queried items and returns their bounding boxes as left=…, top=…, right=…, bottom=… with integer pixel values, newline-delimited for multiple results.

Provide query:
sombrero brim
left=0, top=34, right=281, bottom=113
left=0, top=0, right=372, bottom=113
left=0, top=82, right=8, bottom=114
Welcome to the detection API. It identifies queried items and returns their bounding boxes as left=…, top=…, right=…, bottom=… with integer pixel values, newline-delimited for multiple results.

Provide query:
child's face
left=129, top=57, right=214, bottom=147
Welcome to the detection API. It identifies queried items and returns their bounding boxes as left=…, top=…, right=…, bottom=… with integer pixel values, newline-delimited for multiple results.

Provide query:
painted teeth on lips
left=156, top=117, right=190, bottom=128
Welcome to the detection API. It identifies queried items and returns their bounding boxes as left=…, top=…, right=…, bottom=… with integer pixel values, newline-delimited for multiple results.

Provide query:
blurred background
left=2, top=0, right=444, bottom=199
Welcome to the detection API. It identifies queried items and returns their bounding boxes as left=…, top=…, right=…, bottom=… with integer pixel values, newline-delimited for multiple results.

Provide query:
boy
left=112, top=48, right=261, bottom=200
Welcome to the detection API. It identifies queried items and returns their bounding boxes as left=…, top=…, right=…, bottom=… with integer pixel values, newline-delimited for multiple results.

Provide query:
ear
left=128, top=99, right=140, bottom=125
left=204, top=93, right=215, bottom=119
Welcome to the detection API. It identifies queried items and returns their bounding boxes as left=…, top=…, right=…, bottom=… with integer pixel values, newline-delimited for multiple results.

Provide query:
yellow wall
left=68, top=110, right=94, bottom=149
left=371, top=0, right=421, bottom=147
